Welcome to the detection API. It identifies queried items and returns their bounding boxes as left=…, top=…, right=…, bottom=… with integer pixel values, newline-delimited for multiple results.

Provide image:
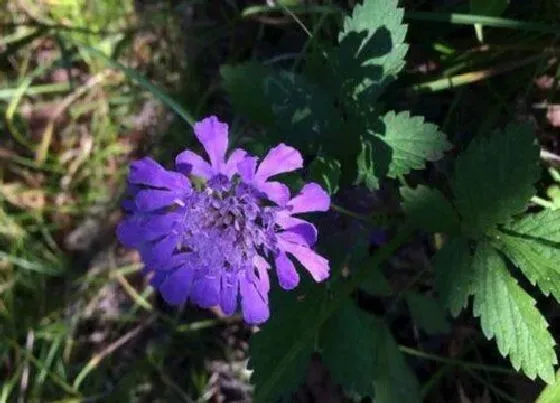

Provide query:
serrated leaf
left=433, top=237, right=474, bottom=317
left=249, top=284, right=324, bottom=402
left=406, top=292, right=451, bottom=334
left=494, top=210, right=560, bottom=302
left=372, top=318, right=420, bottom=403
left=321, top=300, right=376, bottom=396
left=221, top=62, right=274, bottom=125
left=537, top=370, right=560, bottom=403
left=401, top=185, right=460, bottom=233
left=471, top=244, right=557, bottom=383
left=452, top=123, right=540, bottom=236
left=308, top=155, right=341, bottom=195
left=338, top=0, right=408, bottom=101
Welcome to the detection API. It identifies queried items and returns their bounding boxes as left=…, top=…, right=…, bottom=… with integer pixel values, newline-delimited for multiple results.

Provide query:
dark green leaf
left=221, top=62, right=274, bottom=125
left=321, top=300, right=376, bottom=396
left=471, top=0, right=509, bottom=16
left=372, top=318, right=420, bottom=403
left=406, top=292, right=451, bottom=334
left=472, top=244, right=556, bottom=383
left=308, top=156, right=341, bottom=195
left=401, top=185, right=460, bottom=233
left=452, top=123, right=540, bottom=236
left=433, top=237, right=474, bottom=317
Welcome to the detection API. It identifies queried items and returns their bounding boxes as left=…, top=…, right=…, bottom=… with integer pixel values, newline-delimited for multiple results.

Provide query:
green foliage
left=360, top=266, right=392, bottom=296
left=248, top=284, right=325, bottom=402
left=471, top=0, right=509, bottom=16
left=221, top=62, right=274, bottom=125
left=405, top=292, right=451, bottom=334
left=357, top=111, right=451, bottom=190
left=472, top=244, right=557, bottom=383
left=371, top=319, right=420, bottom=403
left=401, top=185, right=460, bottom=233
left=264, top=71, right=343, bottom=155
left=452, top=123, right=540, bottom=236
left=320, top=301, right=377, bottom=396
left=338, top=0, right=408, bottom=101
left=433, top=237, right=474, bottom=317
left=308, top=155, right=341, bottom=195
left=537, top=371, right=560, bottom=403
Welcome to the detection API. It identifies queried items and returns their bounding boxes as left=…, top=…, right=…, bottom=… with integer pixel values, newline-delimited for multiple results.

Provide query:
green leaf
left=452, top=123, right=540, bottom=236
left=493, top=210, right=560, bottom=301
left=537, top=371, right=560, bottom=403
left=405, top=292, right=451, bottom=334
left=471, top=0, right=509, bottom=16
left=248, top=284, right=324, bottom=402
left=371, top=318, right=420, bottom=403
left=379, top=111, right=451, bottom=177
left=221, top=62, right=274, bottom=125
left=308, top=155, right=341, bottom=195
left=321, top=302, right=420, bottom=401
left=433, top=237, right=474, bottom=317
left=401, top=185, right=460, bottom=233
left=264, top=71, right=343, bottom=155
left=321, top=301, right=376, bottom=396
left=338, top=0, right=408, bottom=101
left=360, top=266, right=392, bottom=296
left=471, top=244, right=557, bottom=383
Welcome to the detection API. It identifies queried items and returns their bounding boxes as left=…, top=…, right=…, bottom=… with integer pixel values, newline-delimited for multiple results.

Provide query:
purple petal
left=223, top=148, right=248, bottom=178
left=288, top=183, right=330, bottom=214
left=277, top=223, right=317, bottom=247
left=254, top=256, right=270, bottom=301
left=240, top=276, right=269, bottom=324
left=278, top=239, right=330, bottom=282
left=255, top=144, right=303, bottom=181
left=175, top=150, right=213, bottom=178
left=141, top=234, right=178, bottom=267
left=256, top=181, right=290, bottom=205
left=135, top=190, right=181, bottom=211
left=148, top=270, right=167, bottom=288
left=220, top=274, right=239, bottom=316
left=129, top=157, right=189, bottom=189
left=160, top=264, right=195, bottom=305
left=275, top=252, right=299, bottom=290
left=238, top=156, right=257, bottom=182
left=194, top=116, right=229, bottom=171
left=116, top=218, right=144, bottom=247
left=191, top=275, right=220, bottom=308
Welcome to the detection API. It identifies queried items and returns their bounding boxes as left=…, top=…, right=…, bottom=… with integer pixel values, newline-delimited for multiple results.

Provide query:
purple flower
left=117, top=116, right=331, bottom=324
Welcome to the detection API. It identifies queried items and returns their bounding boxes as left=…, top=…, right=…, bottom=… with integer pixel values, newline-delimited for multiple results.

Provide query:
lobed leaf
left=471, top=244, right=557, bottom=383
left=452, top=123, right=540, bottom=236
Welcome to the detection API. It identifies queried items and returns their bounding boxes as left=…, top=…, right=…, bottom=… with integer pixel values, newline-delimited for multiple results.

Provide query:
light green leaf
left=493, top=209, right=560, bottom=301
left=433, top=237, right=474, bottom=317
left=338, top=0, right=408, bottom=101
left=372, top=318, right=420, bottom=403
left=406, top=292, right=451, bottom=334
left=378, top=111, right=451, bottom=178
left=321, top=300, right=376, bottom=396
left=537, top=370, right=560, bottom=403
left=401, top=185, right=460, bottom=233
left=221, top=62, right=274, bottom=125
left=472, top=244, right=557, bottom=383
left=452, top=123, right=540, bottom=236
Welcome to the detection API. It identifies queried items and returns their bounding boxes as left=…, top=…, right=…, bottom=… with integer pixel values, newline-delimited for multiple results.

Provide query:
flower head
left=117, top=116, right=330, bottom=324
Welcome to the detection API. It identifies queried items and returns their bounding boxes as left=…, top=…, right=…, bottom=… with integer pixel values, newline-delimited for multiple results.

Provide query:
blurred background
left=2, top=0, right=560, bottom=402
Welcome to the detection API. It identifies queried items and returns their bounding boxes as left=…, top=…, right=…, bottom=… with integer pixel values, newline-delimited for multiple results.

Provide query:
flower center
left=180, top=175, right=277, bottom=274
